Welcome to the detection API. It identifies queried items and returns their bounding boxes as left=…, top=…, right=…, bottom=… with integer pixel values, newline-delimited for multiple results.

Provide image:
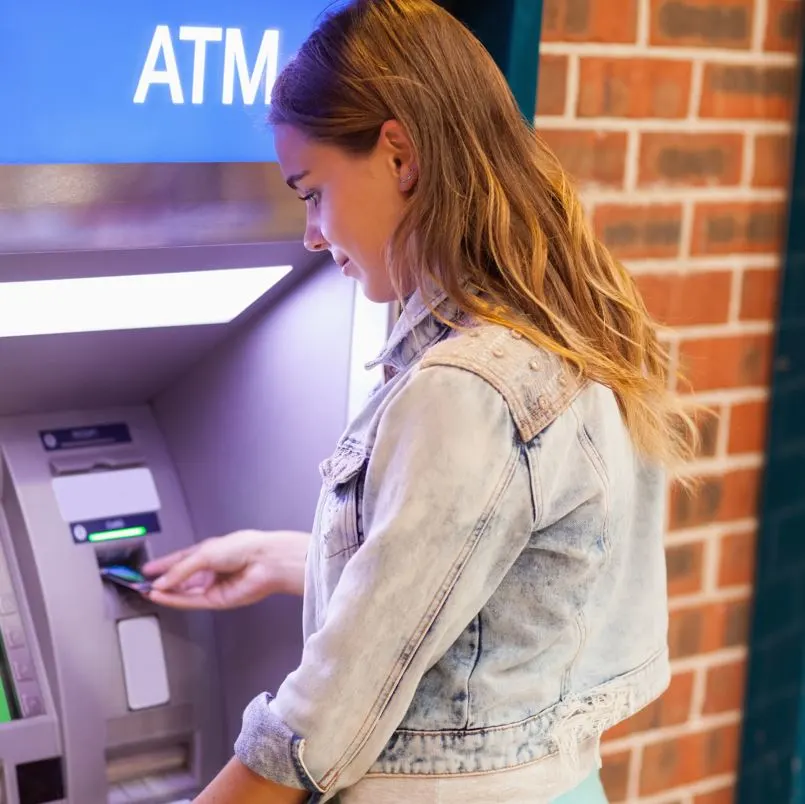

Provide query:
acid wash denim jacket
left=235, top=289, right=671, bottom=802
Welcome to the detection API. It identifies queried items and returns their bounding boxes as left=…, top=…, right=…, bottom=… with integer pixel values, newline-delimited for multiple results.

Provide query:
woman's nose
left=304, top=223, right=328, bottom=253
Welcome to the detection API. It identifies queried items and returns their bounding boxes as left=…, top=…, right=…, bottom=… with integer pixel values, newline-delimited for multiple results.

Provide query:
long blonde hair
left=270, top=0, right=697, bottom=466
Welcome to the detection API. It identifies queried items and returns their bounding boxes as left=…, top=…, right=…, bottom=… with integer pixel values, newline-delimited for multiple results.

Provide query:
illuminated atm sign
left=0, top=1, right=342, bottom=164
left=134, top=26, right=280, bottom=107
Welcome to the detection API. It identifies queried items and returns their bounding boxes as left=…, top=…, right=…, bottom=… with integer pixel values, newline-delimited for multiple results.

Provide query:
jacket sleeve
left=234, top=364, right=538, bottom=800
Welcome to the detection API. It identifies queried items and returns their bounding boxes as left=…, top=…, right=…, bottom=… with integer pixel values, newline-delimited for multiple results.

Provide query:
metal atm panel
left=0, top=408, right=226, bottom=804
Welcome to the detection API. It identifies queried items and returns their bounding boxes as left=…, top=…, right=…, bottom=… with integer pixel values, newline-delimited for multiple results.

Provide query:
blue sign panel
left=0, top=1, right=340, bottom=164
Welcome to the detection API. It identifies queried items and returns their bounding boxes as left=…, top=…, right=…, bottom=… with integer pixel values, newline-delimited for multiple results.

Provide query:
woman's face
left=274, top=123, right=416, bottom=303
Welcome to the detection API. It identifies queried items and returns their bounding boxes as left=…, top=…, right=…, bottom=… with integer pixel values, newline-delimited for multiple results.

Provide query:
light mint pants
left=552, top=771, right=609, bottom=803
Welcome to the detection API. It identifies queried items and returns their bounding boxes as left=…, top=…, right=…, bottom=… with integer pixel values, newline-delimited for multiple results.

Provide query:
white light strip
left=347, top=283, right=391, bottom=422
left=0, top=266, right=292, bottom=337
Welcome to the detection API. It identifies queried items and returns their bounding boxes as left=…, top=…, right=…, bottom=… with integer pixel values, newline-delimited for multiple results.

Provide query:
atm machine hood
left=0, top=162, right=327, bottom=417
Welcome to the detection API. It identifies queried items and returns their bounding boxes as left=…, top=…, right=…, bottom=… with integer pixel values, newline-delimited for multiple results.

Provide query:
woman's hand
left=142, top=530, right=309, bottom=610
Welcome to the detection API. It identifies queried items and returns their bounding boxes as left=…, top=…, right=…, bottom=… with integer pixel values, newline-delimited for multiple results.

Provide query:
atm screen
left=0, top=677, right=15, bottom=722
left=0, top=637, right=21, bottom=722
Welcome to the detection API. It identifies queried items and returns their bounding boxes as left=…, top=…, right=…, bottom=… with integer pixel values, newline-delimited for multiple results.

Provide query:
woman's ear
left=378, top=120, right=417, bottom=190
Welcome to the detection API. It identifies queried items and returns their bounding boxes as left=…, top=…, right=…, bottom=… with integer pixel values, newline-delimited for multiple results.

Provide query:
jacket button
left=511, top=330, right=523, bottom=339
left=559, top=375, right=568, bottom=387
left=529, top=360, right=540, bottom=371
left=539, top=396, right=549, bottom=410
left=493, top=348, right=505, bottom=357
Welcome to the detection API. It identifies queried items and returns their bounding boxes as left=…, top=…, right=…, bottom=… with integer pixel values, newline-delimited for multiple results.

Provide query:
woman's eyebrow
left=286, top=171, right=310, bottom=190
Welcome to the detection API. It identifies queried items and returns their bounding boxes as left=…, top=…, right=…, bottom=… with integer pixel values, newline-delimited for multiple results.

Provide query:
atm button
left=21, top=694, right=44, bottom=717
left=2, top=623, right=25, bottom=649
left=0, top=596, right=16, bottom=615
left=11, top=656, right=33, bottom=681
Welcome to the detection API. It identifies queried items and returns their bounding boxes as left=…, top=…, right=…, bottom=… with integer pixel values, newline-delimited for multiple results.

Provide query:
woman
left=145, top=1, right=696, bottom=801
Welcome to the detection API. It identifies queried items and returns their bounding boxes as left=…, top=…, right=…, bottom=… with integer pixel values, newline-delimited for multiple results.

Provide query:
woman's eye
left=299, top=191, right=320, bottom=207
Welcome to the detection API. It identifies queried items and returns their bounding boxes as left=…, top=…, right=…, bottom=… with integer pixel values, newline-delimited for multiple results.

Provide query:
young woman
left=145, top=1, right=695, bottom=801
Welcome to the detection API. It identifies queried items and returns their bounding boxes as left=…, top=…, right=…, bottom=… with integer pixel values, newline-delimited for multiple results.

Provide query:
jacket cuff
left=234, top=692, right=324, bottom=797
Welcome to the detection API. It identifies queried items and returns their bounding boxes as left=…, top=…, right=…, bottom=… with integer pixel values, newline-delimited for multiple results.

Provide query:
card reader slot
left=96, top=542, right=149, bottom=572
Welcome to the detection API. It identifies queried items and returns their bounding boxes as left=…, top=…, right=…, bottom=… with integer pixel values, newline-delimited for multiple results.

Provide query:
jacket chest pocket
left=316, top=444, right=367, bottom=559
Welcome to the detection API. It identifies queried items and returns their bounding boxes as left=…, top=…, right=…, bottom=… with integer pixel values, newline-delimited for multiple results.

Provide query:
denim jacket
left=235, top=290, right=671, bottom=802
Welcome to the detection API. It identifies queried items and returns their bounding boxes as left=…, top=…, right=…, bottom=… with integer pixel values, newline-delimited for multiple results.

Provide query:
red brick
left=666, top=541, right=706, bottom=596
left=765, top=0, right=802, bottom=52
left=754, top=134, right=792, bottom=188
left=578, top=58, right=692, bottom=118
left=640, top=724, right=740, bottom=794
left=600, top=751, right=631, bottom=802
left=669, top=468, right=762, bottom=530
left=668, top=599, right=750, bottom=658
left=696, top=407, right=722, bottom=457
left=639, top=132, right=744, bottom=186
left=695, top=786, right=735, bottom=804
left=537, top=55, right=568, bottom=117
left=539, top=130, right=628, bottom=187
left=594, top=204, right=683, bottom=259
left=691, top=201, right=786, bottom=256
left=607, top=670, right=695, bottom=739
left=728, top=398, right=769, bottom=453
left=542, top=0, right=639, bottom=43
left=719, top=530, right=757, bottom=586
left=651, top=0, right=754, bottom=49
left=740, top=267, right=781, bottom=321
left=679, top=334, right=772, bottom=392
left=636, top=272, right=732, bottom=326
left=703, top=658, right=747, bottom=714
left=700, top=63, right=797, bottom=120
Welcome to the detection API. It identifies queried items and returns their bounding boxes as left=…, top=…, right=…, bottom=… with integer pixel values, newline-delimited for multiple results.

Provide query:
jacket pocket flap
left=319, top=443, right=366, bottom=489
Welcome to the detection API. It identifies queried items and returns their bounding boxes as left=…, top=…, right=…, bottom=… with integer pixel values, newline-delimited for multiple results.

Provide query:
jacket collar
left=366, top=286, right=457, bottom=374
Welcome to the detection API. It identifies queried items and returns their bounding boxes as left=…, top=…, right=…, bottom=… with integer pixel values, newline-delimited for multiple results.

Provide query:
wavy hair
left=269, top=0, right=697, bottom=466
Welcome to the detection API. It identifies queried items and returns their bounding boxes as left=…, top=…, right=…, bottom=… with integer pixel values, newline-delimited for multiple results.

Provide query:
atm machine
left=0, top=2, right=392, bottom=802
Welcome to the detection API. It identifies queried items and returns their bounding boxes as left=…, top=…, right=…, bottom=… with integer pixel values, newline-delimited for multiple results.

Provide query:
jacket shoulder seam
left=419, top=325, right=584, bottom=442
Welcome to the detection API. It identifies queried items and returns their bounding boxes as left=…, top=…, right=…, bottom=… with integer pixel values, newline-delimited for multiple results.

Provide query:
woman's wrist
left=268, top=530, right=310, bottom=597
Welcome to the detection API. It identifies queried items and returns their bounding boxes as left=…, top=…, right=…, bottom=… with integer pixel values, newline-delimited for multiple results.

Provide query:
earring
left=400, top=166, right=416, bottom=187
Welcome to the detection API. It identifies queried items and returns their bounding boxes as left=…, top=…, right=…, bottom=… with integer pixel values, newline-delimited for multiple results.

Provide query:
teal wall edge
left=737, top=38, right=805, bottom=804
left=439, top=0, right=543, bottom=123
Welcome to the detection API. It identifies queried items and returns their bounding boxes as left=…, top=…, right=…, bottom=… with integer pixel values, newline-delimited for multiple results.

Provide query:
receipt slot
left=0, top=409, right=226, bottom=804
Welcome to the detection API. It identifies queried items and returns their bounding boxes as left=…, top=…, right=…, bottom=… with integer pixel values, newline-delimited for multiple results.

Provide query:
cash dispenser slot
left=106, top=741, right=196, bottom=803
left=49, top=451, right=146, bottom=476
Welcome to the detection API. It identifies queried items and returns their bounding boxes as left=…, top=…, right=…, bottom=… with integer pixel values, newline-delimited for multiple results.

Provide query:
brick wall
left=535, top=0, right=801, bottom=801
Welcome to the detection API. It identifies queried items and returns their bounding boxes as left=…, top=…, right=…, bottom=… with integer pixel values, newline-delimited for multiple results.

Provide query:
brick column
left=535, top=0, right=802, bottom=801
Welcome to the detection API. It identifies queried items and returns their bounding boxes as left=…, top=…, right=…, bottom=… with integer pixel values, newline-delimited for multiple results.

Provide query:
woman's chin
left=360, top=283, right=398, bottom=304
